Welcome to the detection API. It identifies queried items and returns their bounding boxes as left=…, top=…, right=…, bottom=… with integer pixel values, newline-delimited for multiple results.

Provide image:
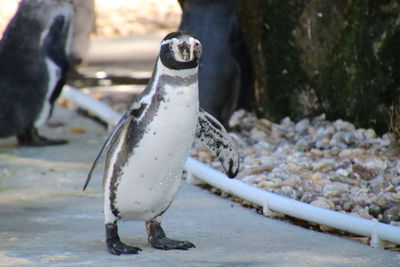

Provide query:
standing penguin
left=83, top=31, right=240, bottom=255
left=0, top=0, right=73, bottom=146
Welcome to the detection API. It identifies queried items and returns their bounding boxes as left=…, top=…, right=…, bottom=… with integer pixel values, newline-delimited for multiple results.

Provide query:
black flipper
left=82, top=101, right=145, bottom=190
left=43, top=15, right=71, bottom=121
left=146, top=220, right=195, bottom=250
left=195, top=108, right=240, bottom=178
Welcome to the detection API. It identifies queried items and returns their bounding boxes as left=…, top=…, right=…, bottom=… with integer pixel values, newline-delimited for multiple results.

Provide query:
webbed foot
left=17, top=127, right=67, bottom=146
left=146, top=220, right=195, bottom=250
left=106, top=222, right=142, bottom=255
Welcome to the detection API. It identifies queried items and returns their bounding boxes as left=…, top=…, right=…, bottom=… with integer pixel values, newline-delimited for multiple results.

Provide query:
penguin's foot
left=146, top=220, right=195, bottom=250
left=107, top=239, right=142, bottom=255
left=17, top=127, right=67, bottom=146
left=106, top=223, right=142, bottom=255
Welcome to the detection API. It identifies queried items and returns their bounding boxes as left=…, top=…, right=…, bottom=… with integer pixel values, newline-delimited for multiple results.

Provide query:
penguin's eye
left=169, top=43, right=173, bottom=50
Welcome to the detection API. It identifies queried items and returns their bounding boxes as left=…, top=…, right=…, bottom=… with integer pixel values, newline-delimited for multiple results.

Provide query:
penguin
left=179, top=0, right=253, bottom=127
left=83, top=31, right=240, bottom=255
left=0, top=0, right=73, bottom=146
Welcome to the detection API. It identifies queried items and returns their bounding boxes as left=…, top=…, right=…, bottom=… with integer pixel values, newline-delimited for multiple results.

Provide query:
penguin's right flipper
left=82, top=101, right=146, bottom=190
left=195, top=108, right=240, bottom=178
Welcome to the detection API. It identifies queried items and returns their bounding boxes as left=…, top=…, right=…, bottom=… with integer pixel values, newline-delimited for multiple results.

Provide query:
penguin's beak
left=178, top=42, right=191, bottom=61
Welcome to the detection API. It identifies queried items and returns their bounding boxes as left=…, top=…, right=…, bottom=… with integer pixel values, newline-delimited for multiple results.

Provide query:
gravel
left=190, top=110, right=400, bottom=228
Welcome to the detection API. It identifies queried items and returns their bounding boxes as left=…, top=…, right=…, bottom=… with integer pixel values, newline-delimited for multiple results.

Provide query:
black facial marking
left=159, top=31, right=201, bottom=70
left=160, top=44, right=199, bottom=70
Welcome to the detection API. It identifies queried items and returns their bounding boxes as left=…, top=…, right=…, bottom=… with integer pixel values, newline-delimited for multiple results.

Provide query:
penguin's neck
left=155, top=58, right=198, bottom=81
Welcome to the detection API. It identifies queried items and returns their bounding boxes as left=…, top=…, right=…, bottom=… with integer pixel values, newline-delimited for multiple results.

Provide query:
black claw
left=106, top=222, right=142, bottom=256
left=107, top=239, right=142, bottom=255
left=151, top=237, right=195, bottom=250
left=146, top=220, right=195, bottom=251
left=17, top=127, right=67, bottom=146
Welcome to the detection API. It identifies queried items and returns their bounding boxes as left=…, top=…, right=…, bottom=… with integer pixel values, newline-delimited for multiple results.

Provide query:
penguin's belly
left=114, top=86, right=198, bottom=221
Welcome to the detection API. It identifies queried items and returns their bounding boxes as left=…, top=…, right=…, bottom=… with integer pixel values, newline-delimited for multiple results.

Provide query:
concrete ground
left=0, top=34, right=399, bottom=266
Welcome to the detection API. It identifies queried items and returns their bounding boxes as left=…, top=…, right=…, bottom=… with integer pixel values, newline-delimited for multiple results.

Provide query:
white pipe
left=61, top=85, right=121, bottom=128
left=184, top=157, right=400, bottom=246
left=62, top=85, right=400, bottom=247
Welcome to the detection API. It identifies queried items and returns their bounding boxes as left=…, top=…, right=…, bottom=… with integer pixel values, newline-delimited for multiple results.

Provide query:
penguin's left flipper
left=83, top=101, right=145, bottom=190
left=195, top=108, right=240, bottom=178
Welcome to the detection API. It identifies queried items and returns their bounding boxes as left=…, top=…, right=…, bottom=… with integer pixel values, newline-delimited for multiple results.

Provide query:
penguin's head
left=159, top=31, right=202, bottom=70
left=0, top=0, right=73, bottom=64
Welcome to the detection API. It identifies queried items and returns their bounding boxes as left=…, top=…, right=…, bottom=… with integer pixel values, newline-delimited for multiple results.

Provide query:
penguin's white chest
left=34, top=58, right=59, bottom=127
left=109, top=82, right=198, bottom=221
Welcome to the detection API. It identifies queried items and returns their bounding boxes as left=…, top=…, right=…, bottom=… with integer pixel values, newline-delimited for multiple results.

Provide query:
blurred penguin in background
left=179, top=0, right=253, bottom=127
left=0, top=0, right=73, bottom=146
left=70, top=0, right=94, bottom=66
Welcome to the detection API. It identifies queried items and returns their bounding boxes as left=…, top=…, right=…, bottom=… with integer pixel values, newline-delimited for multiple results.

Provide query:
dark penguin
left=179, top=0, right=253, bottom=127
left=83, top=31, right=240, bottom=255
left=0, top=0, right=73, bottom=146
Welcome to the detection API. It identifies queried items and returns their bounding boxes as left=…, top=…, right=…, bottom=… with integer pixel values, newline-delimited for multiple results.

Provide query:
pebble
left=310, top=197, right=335, bottom=210
left=191, top=110, right=400, bottom=226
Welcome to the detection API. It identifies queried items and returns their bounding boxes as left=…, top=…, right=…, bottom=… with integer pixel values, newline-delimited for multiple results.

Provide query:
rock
left=333, top=119, right=355, bottom=131
left=295, top=138, right=311, bottom=152
left=294, top=118, right=310, bottom=133
left=368, top=204, right=382, bottom=217
left=392, top=176, right=400, bottom=186
left=313, top=160, right=334, bottom=172
left=335, top=168, right=349, bottom=176
left=310, top=148, right=323, bottom=158
left=311, top=113, right=326, bottom=125
left=381, top=206, right=400, bottom=223
left=228, top=109, right=247, bottom=128
left=369, top=176, right=386, bottom=191
left=342, top=131, right=357, bottom=145
left=286, top=175, right=302, bottom=187
left=352, top=164, right=376, bottom=181
left=300, top=192, right=318, bottom=203
left=338, top=148, right=365, bottom=158
left=280, top=117, right=294, bottom=128
left=315, top=126, right=334, bottom=141
left=323, top=182, right=350, bottom=197
left=311, top=172, right=327, bottom=185
left=364, top=128, right=377, bottom=139
left=362, top=157, right=387, bottom=170
left=310, top=197, right=335, bottom=210
left=354, top=207, right=374, bottom=219
left=376, top=195, right=389, bottom=209
left=250, top=128, right=268, bottom=139
left=343, top=201, right=353, bottom=212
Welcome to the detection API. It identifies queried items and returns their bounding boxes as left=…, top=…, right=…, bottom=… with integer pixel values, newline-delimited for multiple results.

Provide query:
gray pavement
left=0, top=105, right=399, bottom=266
